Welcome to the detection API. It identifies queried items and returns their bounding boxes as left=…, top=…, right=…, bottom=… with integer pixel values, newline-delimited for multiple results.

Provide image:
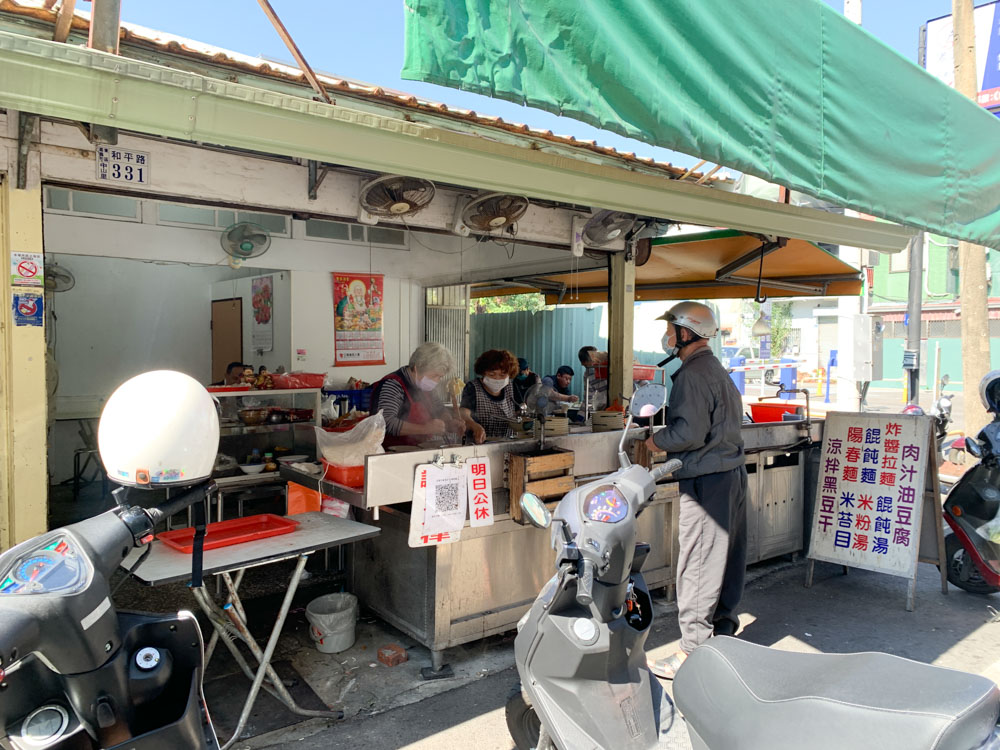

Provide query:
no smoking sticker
left=12, top=292, right=43, bottom=327
left=11, top=251, right=43, bottom=287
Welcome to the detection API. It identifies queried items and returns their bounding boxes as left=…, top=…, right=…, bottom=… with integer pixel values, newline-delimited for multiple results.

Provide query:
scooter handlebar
left=577, top=558, right=596, bottom=607
left=144, top=481, right=216, bottom=526
left=651, top=459, right=683, bottom=482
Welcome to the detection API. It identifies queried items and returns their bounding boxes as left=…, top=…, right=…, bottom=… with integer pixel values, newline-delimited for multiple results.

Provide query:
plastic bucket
left=305, top=592, right=358, bottom=653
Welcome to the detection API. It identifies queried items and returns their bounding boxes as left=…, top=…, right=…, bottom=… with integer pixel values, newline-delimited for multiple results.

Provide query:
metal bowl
left=238, top=408, right=269, bottom=426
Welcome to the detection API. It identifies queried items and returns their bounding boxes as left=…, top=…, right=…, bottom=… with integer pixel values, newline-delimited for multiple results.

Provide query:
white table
left=124, top=512, right=379, bottom=749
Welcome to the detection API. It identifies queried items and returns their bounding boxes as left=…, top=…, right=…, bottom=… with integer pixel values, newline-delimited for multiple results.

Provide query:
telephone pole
left=953, top=0, right=992, bottom=436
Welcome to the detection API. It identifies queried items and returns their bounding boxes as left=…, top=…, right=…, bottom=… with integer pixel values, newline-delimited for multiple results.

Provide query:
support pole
left=954, top=0, right=992, bottom=435
left=905, top=233, right=923, bottom=404
left=1, top=149, right=49, bottom=548
left=608, top=250, right=636, bottom=406
left=87, top=0, right=120, bottom=145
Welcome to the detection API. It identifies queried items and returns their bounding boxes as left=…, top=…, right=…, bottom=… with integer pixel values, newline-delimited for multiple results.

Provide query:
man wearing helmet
left=645, top=301, right=748, bottom=680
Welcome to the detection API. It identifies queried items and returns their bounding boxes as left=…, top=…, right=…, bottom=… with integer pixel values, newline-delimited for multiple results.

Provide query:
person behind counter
left=211, top=361, right=246, bottom=386
left=512, top=357, right=541, bottom=407
left=541, top=365, right=579, bottom=404
left=460, top=349, right=520, bottom=444
left=371, top=342, right=463, bottom=448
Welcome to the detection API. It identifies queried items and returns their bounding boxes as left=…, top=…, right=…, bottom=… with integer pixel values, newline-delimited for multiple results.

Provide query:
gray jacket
left=651, top=348, right=744, bottom=479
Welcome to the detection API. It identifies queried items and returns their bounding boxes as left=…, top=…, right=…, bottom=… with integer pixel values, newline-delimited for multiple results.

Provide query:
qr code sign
left=435, top=480, right=460, bottom=512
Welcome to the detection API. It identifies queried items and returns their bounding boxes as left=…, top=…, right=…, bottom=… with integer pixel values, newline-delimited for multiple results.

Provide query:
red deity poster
left=332, top=273, right=385, bottom=366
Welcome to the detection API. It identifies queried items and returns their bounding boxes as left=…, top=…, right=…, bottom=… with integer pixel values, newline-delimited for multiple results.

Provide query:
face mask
left=515, top=373, right=528, bottom=381
left=661, top=332, right=676, bottom=356
left=417, top=376, right=440, bottom=392
left=483, top=376, right=509, bottom=391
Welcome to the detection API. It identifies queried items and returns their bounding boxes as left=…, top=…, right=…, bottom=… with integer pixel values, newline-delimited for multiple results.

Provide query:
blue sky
left=116, top=1, right=989, bottom=168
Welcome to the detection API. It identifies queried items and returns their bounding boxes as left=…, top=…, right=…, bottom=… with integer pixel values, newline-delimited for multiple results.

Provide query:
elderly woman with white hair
left=371, top=341, right=464, bottom=448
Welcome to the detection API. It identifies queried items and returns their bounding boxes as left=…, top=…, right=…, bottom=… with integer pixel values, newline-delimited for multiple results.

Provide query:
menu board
left=808, top=412, right=933, bottom=579
left=332, top=273, right=385, bottom=367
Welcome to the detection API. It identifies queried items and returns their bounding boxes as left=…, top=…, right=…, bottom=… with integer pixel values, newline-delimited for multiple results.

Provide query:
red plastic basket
left=321, top=460, right=365, bottom=488
left=592, top=364, right=657, bottom=381
left=749, top=402, right=802, bottom=423
left=156, top=514, right=299, bottom=553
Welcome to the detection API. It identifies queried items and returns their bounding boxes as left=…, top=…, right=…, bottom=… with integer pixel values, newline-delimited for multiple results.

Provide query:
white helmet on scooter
left=98, top=370, right=220, bottom=488
left=980, top=370, right=1000, bottom=414
left=655, top=301, right=719, bottom=338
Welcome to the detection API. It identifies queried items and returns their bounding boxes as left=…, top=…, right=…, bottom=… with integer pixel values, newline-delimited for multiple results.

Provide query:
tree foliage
left=471, top=293, right=546, bottom=314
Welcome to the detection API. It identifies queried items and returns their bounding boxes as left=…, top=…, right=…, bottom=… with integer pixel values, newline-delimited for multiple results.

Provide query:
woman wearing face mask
left=371, top=341, right=463, bottom=448
left=460, top=349, right=520, bottom=444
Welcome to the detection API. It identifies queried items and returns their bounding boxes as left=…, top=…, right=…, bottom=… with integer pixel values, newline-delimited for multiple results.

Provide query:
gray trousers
left=676, top=465, right=748, bottom=654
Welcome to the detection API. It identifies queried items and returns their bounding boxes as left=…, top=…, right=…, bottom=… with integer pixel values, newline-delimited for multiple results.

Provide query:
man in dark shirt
left=512, top=357, right=541, bottom=406
left=645, top=301, right=747, bottom=681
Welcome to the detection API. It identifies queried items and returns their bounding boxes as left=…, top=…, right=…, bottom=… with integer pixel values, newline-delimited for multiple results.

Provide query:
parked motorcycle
left=0, top=371, right=221, bottom=749
left=506, top=382, right=688, bottom=749
left=508, top=382, right=1000, bottom=749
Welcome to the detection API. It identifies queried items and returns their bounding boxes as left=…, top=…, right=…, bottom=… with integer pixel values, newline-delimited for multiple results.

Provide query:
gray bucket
left=305, top=592, right=358, bottom=653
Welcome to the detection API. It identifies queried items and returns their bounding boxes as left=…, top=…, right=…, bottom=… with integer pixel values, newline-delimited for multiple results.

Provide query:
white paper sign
left=96, top=145, right=150, bottom=185
left=10, top=251, right=43, bottom=287
left=466, top=457, right=495, bottom=527
left=408, top=463, right=468, bottom=547
left=808, top=412, right=932, bottom=578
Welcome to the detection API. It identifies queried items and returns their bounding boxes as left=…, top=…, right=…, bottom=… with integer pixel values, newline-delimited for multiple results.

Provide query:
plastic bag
left=314, top=411, right=385, bottom=466
left=272, top=371, right=325, bottom=389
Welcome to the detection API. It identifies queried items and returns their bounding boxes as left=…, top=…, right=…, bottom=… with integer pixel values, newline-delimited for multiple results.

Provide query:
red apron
left=377, top=373, right=433, bottom=448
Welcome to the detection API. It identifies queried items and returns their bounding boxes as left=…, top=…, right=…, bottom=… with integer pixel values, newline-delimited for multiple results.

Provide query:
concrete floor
left=225, top=556, right=1000, bottom=749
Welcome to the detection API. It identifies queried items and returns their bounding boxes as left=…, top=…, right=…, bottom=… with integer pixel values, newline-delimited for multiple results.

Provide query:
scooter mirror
left=966, top=437, right=983, bottom=458
left=630, top=383, right=667, bottom=418
left=942, top=374, right=950, bottom=386
left=520, top=493, right=552, bottom=529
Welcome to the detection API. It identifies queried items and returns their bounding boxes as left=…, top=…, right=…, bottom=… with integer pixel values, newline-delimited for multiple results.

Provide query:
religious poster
left=332, top=273, right=385, bottom=366
left=250, top=275, right=273, bottom=352
left=808, top=412, right=932, bottom=578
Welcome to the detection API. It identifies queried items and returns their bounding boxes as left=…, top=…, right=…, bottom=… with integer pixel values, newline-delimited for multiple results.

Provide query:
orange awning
left=472, top=230, right=861, bottom=304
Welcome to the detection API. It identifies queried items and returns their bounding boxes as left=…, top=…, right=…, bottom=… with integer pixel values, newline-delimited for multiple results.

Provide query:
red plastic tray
left=321, top=460, right=365, bottom=488
left=156, top=514, right=299, bottom=553
left=206, top=384, right=252, bottom=393
left=592, top=364, right=657, bottom=381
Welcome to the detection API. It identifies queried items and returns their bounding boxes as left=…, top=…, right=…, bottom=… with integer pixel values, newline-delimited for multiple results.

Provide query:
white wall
left=211, top=271, right=292, bottom=373
left=47, top=253, right=234, bottom=482
left=291, top=273, right=424, bottom=388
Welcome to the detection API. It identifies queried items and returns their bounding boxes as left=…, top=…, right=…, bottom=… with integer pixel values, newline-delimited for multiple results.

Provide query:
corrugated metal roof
left=0, top=0, right=723, bottom=184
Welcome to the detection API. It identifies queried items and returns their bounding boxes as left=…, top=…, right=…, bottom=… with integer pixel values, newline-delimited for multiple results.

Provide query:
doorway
left=212, top=298, right=243, bottom=383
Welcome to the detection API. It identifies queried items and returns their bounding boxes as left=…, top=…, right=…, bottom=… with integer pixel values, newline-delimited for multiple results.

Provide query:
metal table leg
left=192, top=553, right=342, bottom=749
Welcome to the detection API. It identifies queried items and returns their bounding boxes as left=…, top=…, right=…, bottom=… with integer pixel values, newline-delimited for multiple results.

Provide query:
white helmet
left=980, top=369, right=1000, bottom=413
left=656, top=301, right=719, bottom=338
left=99, top=370, right=220, bottom=488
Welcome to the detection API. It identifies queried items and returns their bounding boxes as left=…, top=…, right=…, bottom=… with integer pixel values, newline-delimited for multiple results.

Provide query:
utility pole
left=953, top=0, right=992, bottom=436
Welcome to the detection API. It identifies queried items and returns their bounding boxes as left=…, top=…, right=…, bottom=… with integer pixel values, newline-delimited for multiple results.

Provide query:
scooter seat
left=675, top=637, right=999, bottom=750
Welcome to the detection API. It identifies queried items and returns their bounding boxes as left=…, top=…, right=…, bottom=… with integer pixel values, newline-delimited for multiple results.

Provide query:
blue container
left=324, top=388, right=373, bottom=414
left=779, top=358, right=798, bottom=400
left=729, top=355, right=746, bottom=395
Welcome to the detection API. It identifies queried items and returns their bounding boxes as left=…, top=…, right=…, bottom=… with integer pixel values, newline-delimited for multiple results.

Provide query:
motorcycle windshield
left=948, top=463, right=1000, bottom=564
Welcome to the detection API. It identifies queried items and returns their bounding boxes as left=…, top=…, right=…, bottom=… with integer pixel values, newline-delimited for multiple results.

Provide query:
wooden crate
left=506, top=448, right=575, bottom=524
left=630, top=437, right=666, bottom=469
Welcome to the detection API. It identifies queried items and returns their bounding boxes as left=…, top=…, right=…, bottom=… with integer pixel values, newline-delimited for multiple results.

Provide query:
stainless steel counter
left=345, top=419, right=822, bottom=670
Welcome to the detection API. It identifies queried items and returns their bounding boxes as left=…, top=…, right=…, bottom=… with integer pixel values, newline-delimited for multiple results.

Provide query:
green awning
left=402, top=0, right=1000, bottom=250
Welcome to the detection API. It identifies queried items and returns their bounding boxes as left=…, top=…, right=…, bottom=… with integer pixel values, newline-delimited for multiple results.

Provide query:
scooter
left=941, top=419, right=1000, bottom=594
left=0, top=371, right=221, bottom=749
left=506, top=382, right=687, bottom=749
left=509, top=383, right=1000, bottom=749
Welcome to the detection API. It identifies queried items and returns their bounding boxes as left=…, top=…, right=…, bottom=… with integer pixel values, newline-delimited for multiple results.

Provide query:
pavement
left=218, top=555, right=1000, bottom=750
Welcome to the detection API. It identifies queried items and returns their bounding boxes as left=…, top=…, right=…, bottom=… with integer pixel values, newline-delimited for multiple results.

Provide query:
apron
left=377, top=373, right=433, bottom=448
left=471, top=379, right=516, bottom=439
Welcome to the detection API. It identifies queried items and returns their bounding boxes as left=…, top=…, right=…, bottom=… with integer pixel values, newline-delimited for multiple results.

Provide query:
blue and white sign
left=12, top=291, right=43, bottom=327
left=96, top=145, right=150, bottom=185
left=924, top=2, right=1000, bottom=114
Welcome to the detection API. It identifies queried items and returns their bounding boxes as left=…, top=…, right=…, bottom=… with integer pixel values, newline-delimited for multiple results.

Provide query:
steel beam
left=0, top=31, right=916, bottom=252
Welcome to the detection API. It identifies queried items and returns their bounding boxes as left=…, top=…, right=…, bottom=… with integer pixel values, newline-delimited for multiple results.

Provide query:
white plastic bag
left=314, top=411, right=385, bottom=466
